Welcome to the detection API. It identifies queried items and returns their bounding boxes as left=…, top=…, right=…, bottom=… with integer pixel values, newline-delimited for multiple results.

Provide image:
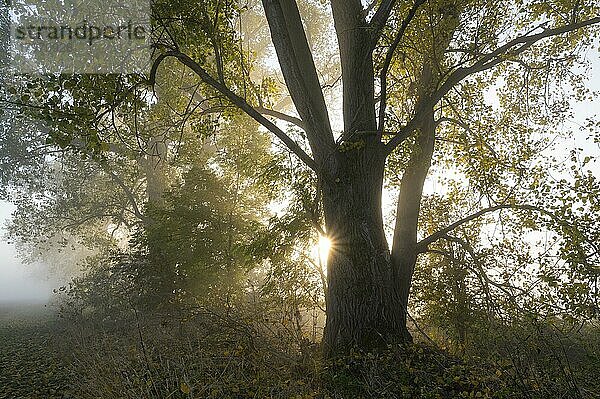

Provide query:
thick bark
left=320, top=1, right=411, bottom=356
left=322, top=146, right=411, bottom=356
left=322, top=103, right=436, bottom=355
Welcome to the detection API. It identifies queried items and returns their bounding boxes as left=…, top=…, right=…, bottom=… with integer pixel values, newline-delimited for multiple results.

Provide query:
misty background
left=0, top=200, right=56, bottom=303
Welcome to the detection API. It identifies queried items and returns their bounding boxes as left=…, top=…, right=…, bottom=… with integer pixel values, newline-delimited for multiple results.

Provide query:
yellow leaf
left=180, top=382, right=191, bottom=394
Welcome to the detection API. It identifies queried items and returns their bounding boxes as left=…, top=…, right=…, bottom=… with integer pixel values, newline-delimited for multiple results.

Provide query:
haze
left=0, top=201, right=54, bottom=303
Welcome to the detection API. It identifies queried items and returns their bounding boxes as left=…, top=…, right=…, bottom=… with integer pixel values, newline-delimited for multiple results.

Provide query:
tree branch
left=436, top=116, right=500, bottom=159
left=262, top=0, right=335, bottom=163
left=362, top=1, right=379, bottom=20
left=417, top=204, right=550, bottom=252
left=391, top=99, right=435, bottom=261
left=331, top=0, right=378, bottom=135
left=148, top=51, right=318, bottom=171
left=255, top=106, right=306, bottom=130
left=369, top=0, right=397, bottom=44
left=383, top=94, right=429, bottom=155
left=433, top=16, right=600, bottom=112
left=100, top=163, right=147, bottom=223
left=385, top=16, right=600, bottom=154
left=377, top=0, right=426, bottom=138
left=440, top=234, right=530, bottom=298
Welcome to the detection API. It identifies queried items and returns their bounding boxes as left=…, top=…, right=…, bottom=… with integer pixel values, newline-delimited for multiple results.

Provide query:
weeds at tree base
left=28, top=302, right=595, bottom=399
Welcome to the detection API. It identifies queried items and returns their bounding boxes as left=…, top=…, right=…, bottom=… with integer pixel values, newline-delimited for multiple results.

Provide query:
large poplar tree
left=150, top=0, right=600, bottom=356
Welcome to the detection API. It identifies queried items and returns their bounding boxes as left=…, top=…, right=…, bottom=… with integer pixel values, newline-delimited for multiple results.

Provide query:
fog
left=0, top=201, right=55, bottom=304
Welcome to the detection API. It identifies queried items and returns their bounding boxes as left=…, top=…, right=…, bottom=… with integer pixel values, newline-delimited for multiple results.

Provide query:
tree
left=148, top=0, right=600, bottom=356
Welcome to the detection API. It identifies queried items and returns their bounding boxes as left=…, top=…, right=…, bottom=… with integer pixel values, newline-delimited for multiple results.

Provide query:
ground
left=0, top=303, right=597, bottom=398
left=0, top=304, right=73, bottom=399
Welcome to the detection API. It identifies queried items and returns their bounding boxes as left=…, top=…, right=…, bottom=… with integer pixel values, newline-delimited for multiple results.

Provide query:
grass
left=0, top=303, right=598, bottom=398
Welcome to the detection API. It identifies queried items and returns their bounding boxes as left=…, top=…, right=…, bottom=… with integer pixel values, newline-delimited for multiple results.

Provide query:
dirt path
left=0, top=304, right=74, bottom=399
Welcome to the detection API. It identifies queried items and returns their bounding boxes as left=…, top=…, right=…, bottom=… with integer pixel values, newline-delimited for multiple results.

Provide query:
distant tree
left=0, top=69, right=282, bottom=302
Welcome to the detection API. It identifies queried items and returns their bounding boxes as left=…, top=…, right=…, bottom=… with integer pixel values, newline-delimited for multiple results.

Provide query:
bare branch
left=148, top=51, right=318, bottom=171
left=255, top=106, right=306, bottom=130
left=377, top=0, right=426, bottom=138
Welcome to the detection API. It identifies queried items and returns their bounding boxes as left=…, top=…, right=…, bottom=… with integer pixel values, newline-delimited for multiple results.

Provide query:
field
left=0, top=304, right=73, bottom=399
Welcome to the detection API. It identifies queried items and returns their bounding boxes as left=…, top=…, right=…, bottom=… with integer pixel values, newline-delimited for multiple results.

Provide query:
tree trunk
left=391, top=61, right=437, bottom=334
left=322, top=147, right=411, bottom=356
left=322, top=1, right=414, bottom=356
left=261, top=0, right=436, bottom=356
left=391, top=108, right=435, bottom=334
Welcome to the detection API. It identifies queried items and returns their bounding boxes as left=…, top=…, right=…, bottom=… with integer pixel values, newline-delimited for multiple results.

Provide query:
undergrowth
left=49, top=302, right=599, bottom=399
